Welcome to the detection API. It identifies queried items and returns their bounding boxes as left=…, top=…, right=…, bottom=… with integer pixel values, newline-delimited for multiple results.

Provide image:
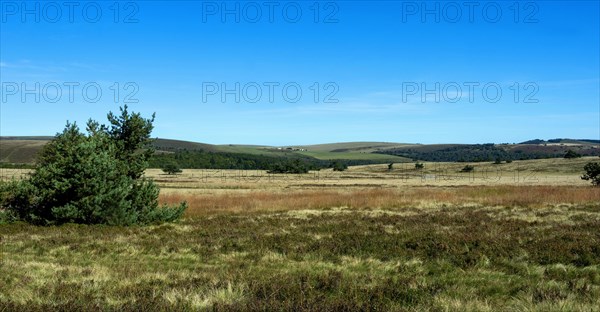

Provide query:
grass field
left=1, top=158, right=600, bottom=310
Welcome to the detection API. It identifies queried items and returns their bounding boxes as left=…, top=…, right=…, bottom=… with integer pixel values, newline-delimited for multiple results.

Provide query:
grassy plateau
left=1, top=157, right=600, bottom=311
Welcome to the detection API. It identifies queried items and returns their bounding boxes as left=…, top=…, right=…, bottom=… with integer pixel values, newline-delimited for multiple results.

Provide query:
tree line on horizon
left=377, top=144, right=599, bottom=162
left=149, top=150, right=384, bottom=173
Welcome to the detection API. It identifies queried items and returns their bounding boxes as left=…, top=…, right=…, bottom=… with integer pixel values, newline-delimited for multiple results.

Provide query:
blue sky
left=1, top=0, right=598, bottom=145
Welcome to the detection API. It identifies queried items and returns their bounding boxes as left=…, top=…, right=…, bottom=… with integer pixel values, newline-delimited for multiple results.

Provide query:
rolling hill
left=1, top=137, right=597, bottom=166
left=0, top=138, right=49, bottom=164
left=0, top=137, right=409, bottom=165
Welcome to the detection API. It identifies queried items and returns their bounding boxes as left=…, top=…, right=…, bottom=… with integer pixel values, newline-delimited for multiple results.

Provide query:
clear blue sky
left=1, top=1, right=598, bottom=145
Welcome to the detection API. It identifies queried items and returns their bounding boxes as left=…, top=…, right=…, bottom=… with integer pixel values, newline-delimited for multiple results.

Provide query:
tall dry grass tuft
left=159, top=186, right=600, bottom=216
left=160, top=189, right=405, bottom=216
left=461, top=185, right=600, bottom=207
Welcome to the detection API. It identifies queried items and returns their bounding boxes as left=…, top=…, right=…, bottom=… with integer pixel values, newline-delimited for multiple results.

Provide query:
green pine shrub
left=0, top=106, right=186, bottom=225
left=581, top=162, right=600, bottom=186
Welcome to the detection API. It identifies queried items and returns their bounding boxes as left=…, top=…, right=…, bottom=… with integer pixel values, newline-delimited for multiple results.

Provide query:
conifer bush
left=0, top=106, right=186, bottom=225
left=581, top=162, right=600, bottom=186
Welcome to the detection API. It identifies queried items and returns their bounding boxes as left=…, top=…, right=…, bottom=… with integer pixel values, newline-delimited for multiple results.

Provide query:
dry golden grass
left=2, top=160, right=600, bottom=310
left=3, top=156, right=594, bottom=187
left=160, top=186, right=600, bottom=216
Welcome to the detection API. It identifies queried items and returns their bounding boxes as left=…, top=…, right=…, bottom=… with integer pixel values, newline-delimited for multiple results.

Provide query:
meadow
left=1, top=157, right=599, bottom=311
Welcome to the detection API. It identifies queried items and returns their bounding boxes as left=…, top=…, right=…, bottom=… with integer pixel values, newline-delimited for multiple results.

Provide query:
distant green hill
left=151, top=138, right=219, bottom=153
left=0, top=139, right=48, bottom=163
left=0, top=137, right=409, bottom=167
left=294, top=142, right=413, bottom=153
left=2, top=137, right=597, bottom=167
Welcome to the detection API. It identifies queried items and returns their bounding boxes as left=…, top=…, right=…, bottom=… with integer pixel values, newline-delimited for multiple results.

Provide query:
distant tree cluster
left=149, top=150, right=386, bottom=171
left=0, top=106, right=187, bottom=225
left=564, top=150, right=582, bottom=159
left=520, top=139, right=547, bottom=144
left=332, top=161, right=348, bottom=172
left=150, top=150, right=318, bottom=170
left=268, top=159, right=310, bottom=174
left=377, top=144, right=597, bottom=162
left=378, top=144, right=513, bottom=162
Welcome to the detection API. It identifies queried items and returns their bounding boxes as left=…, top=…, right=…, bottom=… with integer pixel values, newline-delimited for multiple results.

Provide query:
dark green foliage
left=581, top=162, right=600, bottom=186
left=494, top=158, right=502, bottom=164
left=149, top=150, right=385, bottom=170
left=151, top=150, right=286, bottom=170
left=461, top=165, right=475, bottom=172
left=0, top=106, right=186, bottom=225
left=520, top=139, right=546, bottom=144
left=0, top=184, right=19, bottom=224
left=379, top=144, right=511, bottom=162
left=332, top=161, right=348, bottom=171
left=506, top=159, right=513, bottom=163
left=564, top=150, right=582, bottom=159
left=104, top=106, right=156, bottom=180
left=268, top=159, right=309, bottom=174
left=161, top=162, right=182, bottom=175
left=415, top=162, right=424, bottom=169
left=378, top=143, right=597, bottom=162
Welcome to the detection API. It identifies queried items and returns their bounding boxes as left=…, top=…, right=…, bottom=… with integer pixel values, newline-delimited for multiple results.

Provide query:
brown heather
left=159, top=186, right=600, bottom=216
left=2, top=164, right=600, bottom=311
